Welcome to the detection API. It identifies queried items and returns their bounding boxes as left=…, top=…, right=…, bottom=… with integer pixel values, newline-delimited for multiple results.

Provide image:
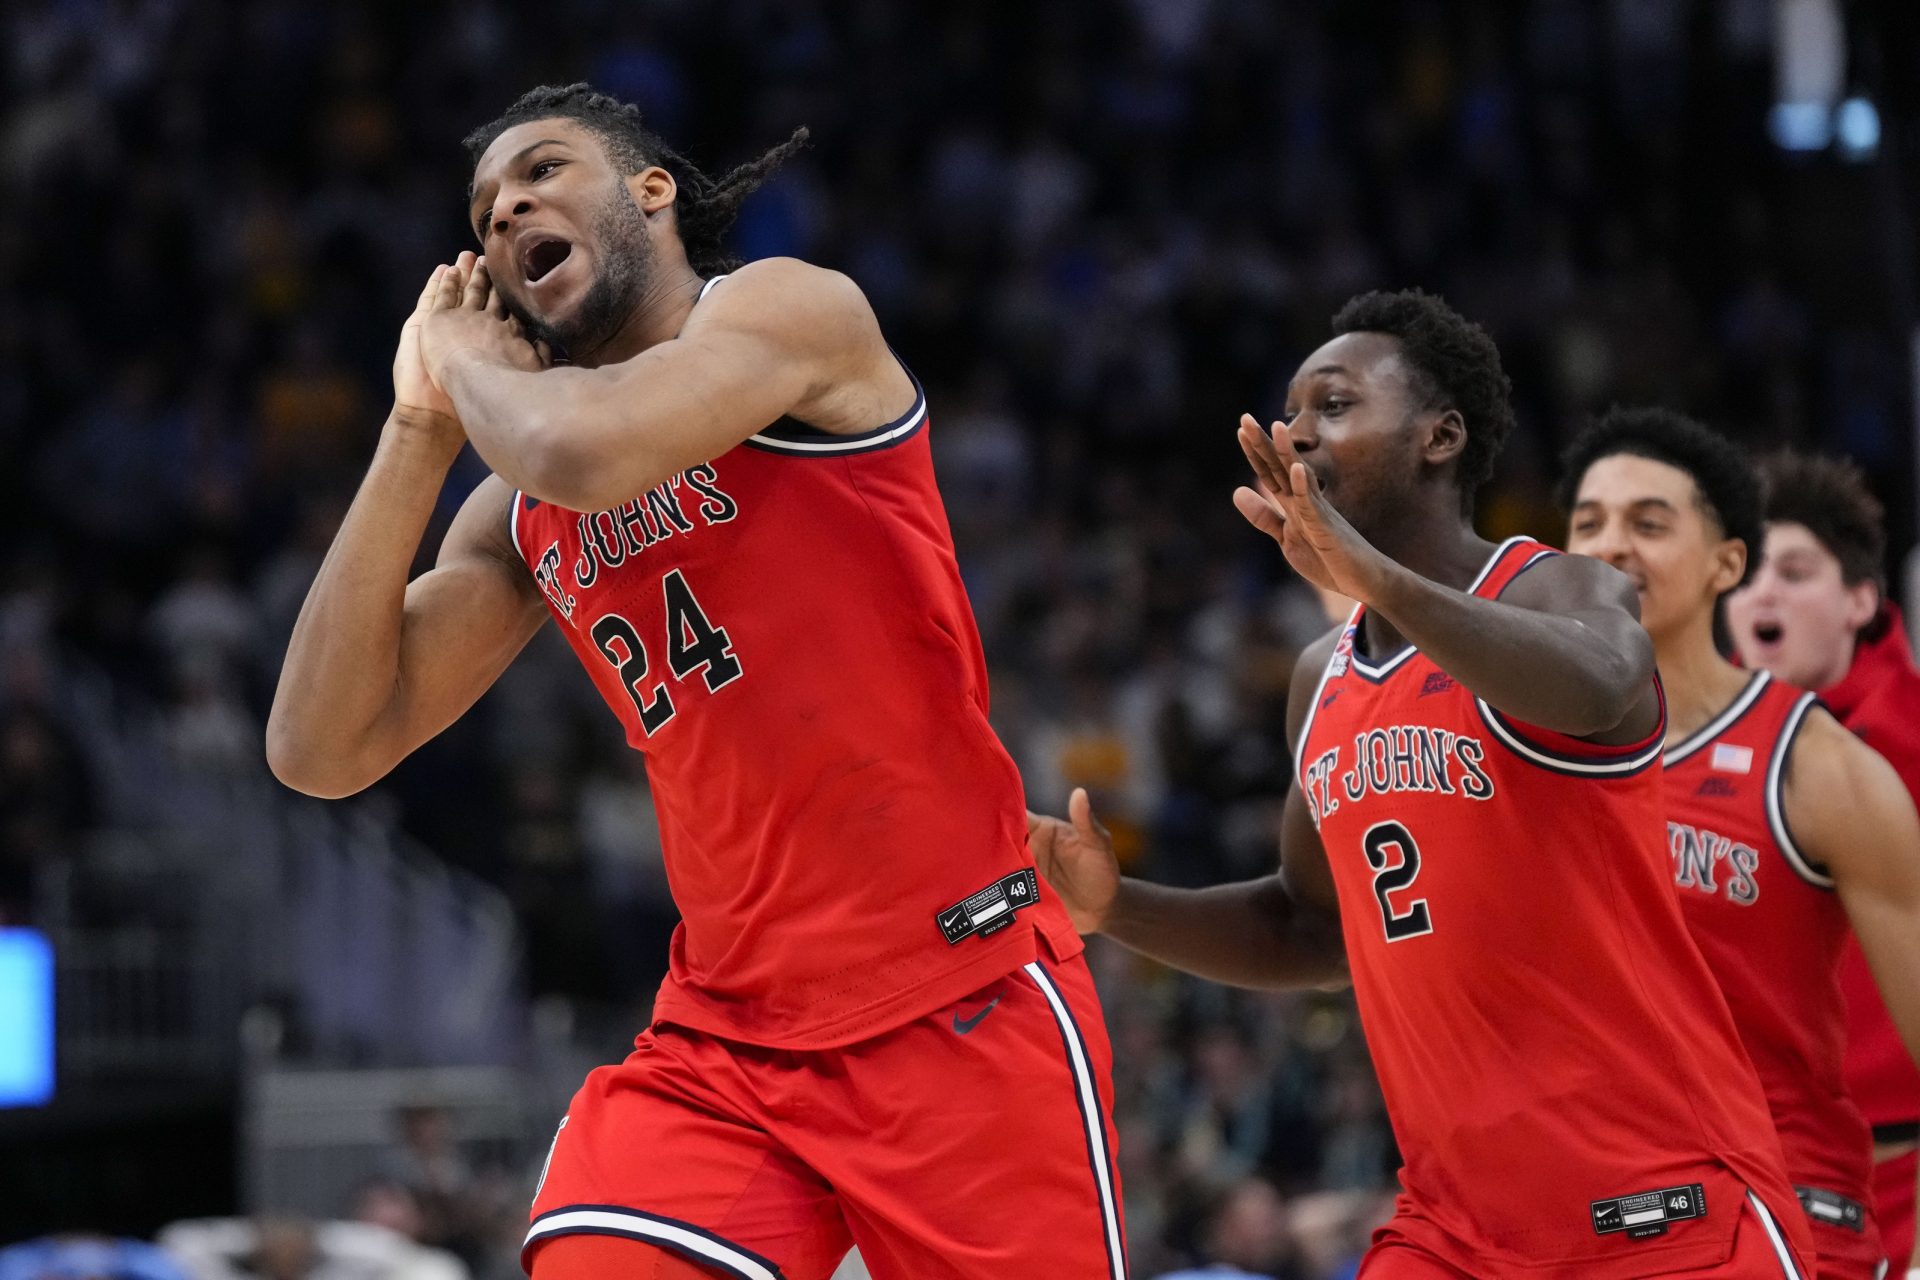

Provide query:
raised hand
left=1027, top=788, right=1121, bottom=935
left=1231, top=413, right=1392, bottom=604
left=418, top=252, right=551, bottom=387
left=393, top=258, right=466, bottom=427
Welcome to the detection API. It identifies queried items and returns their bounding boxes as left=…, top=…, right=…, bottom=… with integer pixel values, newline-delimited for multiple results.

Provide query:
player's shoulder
left=448, top=473, right=536, bottom=577
left=1787, top=699, right=1879, bottom=782
left=705, top=257, right=870, bottom=314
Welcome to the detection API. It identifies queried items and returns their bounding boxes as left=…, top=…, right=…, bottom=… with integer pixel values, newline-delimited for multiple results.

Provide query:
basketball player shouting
left=1731, top=449, right=1920, bottom=1276
left=1031, top=292, right=1813, bottom=1277
left=269, top=85, right=1123, bottom=1280
left=1562, top=408, right=1920, bottom=1279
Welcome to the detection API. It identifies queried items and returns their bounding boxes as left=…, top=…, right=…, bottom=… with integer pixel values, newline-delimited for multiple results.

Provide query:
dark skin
left=268, top=118, right=911, bottom=797
left=1029, top=331, right=1659, bottom=987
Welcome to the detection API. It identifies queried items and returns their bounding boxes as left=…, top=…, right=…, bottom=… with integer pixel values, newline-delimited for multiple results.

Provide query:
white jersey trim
left=1765, top=691, right=1833, bottom=889
left=696, top=273, right=929, bottom=456
left=1023, top=962, right=1129, bottom=1280
left=1746, top=1190, right=1809, bottom=1279
left=508, top=489, right=526, bottom=562
left=746, top=393, right=927, bottom=454
left=1664, top=670, right=1772, bottom=766
left=1344, top=537, right=1541, bottom=681
left=1475, top=698, right=1665, bottom=777
left=524, top=1206, right=782, bottom=1280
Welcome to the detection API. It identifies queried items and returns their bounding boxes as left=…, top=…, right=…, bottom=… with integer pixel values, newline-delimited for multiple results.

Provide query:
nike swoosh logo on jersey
left=952, top=996, right=1001, bottom=1035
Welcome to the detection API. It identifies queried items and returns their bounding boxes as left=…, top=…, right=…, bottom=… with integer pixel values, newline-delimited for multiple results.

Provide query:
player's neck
left=1357, top=516, right=1493, bottom=658
left=568, top=267, right=707, bottom=368
left=1370, top=514, right=1490, bottom=594
left=1654, top=615, right=1750, bottom=744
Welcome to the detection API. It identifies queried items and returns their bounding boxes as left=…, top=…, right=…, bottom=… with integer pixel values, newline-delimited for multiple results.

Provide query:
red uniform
left=1820, top=607, right=1920, bottom=1269
left=1665, top=671, right=1885, bottom=1278
left=512, top=277, right=1123, bottom=1280
left=1295, top=537, right=1811, bottom=1278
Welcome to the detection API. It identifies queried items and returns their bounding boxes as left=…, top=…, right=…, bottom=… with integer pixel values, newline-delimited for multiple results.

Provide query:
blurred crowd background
left=2, top=1, right=1917, bottom=1278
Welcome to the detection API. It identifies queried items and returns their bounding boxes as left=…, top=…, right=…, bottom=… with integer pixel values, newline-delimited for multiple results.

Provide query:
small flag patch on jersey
left=1591, top=1183, right=1705, bottom=1240
left=1709, top=743, right=1753, bottom=774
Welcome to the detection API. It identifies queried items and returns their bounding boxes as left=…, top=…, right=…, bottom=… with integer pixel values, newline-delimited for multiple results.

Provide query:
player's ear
left=630, top=166, right=677, bottom=217
left=1710, top=538, right=1748, bottom=597
left=1424, top=408, right=1467, bottom=468
left=1843, top=578, right=1880, bottom=632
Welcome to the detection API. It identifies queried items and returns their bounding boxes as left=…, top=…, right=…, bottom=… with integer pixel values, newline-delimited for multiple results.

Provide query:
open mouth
left=524, top=238, right=573, bottom=283
left=1753, top=622, right=1783, bottom=645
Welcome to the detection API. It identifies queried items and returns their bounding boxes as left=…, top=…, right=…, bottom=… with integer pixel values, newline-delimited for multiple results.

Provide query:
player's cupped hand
left=1027, top=788, right=1121, bottom=935
left=417, top=250, right=552, bottom=386
left=392, top=260, right=466, bottom=430
left=1232, top=413, right=1390, bottom=604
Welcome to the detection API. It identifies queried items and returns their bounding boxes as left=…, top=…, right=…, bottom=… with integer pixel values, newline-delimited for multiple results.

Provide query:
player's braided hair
left=464, top=83, right=810, bottom=277
left=1331, top=289, right=1515, bottom=513
left=1553, top=406, right=1765, bottom=589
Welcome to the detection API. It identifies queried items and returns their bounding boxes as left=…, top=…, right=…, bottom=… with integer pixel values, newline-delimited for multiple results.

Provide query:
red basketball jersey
left=1664, top=670, right=1883, bottom=1268
left=1294, top=537, right=1805, bottom=1277
left=509, top=278, right=1079, bottom=1049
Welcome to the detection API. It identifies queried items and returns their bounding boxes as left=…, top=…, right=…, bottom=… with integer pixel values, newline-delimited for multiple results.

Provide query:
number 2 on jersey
left=588, top=570, right=742, bottom=737
left=1362, top=820, right=1433, bottom=942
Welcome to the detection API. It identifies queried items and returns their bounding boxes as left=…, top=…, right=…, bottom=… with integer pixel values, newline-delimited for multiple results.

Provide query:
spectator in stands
left=0, top=1235, right=190, bottom=1280
left=0, top=703, right=92, bottom=922
left=159, top=1215, right=466, bottom=1280
left=1152, top=1176, right=1293, bottom=1279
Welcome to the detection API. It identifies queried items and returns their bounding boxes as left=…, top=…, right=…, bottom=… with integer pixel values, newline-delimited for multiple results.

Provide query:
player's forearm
left=436, top=353, right=561, bottom=492
left=1367, top=565, right=1652, bottom=736
left=267, top=413, right=461, bottom=795
left=1100, top=875, right=1348, bottom=989
left=441, top=356, right=681, bottom=511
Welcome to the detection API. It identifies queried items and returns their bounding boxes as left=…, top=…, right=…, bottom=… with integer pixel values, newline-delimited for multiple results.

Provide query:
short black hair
left=464, top=83, right=809, bottom=277
left=1755, top=449, right=1887, bottom=589
left=1330, top=289, right=1515, bottom=512
left=1554, top=406, right=1764, bottom=588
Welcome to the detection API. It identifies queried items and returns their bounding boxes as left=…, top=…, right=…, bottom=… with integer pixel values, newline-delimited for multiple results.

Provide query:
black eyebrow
left=469, top=139, right=571, bottom=215
left=1571, top=496, right=1679, bottom=512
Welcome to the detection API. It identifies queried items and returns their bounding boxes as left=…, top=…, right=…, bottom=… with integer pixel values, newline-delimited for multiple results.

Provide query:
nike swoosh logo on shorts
left=952, top=996, right=1001, bottom=1035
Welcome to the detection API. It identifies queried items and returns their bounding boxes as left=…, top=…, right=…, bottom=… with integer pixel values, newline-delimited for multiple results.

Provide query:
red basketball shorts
left=523, top=952, right=1126, bottom=1280
left=1358, top=1189, right=1812, bottom=1279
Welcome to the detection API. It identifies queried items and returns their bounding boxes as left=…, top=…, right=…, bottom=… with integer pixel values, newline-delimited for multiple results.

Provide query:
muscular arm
left=1101, top=790, right=1347, bottom=990
left=1365, top=551, right=1659, bottom=742
left=434, top=258, right=912, bottom=512
left=1789, top=709, right=1920, bottom=1073
left=1234, top=421, right=1657, bottom=741
left=266, top=438, right=546, bottom=799
left=1072, top=630, right=1349, bottom=989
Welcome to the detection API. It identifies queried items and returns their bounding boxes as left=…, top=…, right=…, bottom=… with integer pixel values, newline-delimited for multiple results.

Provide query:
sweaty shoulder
left=681, top=258, right=909, bottom=436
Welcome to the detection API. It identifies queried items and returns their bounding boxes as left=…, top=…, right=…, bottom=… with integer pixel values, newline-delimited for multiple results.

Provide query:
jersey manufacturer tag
left=1590, top=1183, right=1705, bottom=1240
left=1794, top=1185, right=1866, bottom=1233
left=937, top=869, right=1040, bottom=945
